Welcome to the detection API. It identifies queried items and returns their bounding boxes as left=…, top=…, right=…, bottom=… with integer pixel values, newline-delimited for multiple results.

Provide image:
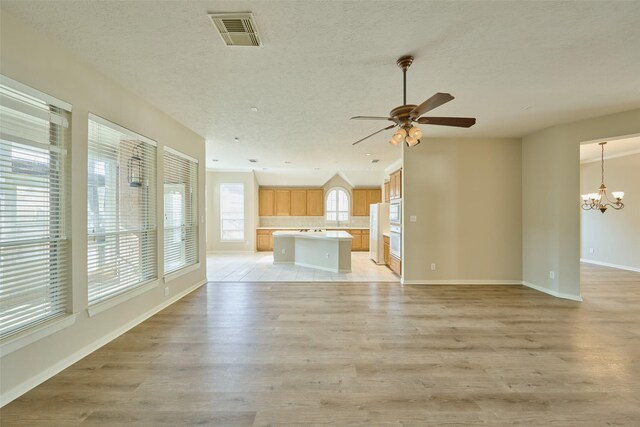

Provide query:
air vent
left=249, top=159, right=258, bottom=163
left=209, top=13, right=261, bottom=47
left=371, top=159, right=380, bottom=163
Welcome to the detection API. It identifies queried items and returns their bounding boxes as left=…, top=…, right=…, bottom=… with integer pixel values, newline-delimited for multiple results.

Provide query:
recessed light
left=234, top=137, right=239, bottom=142
left=365, top=153, right=372, bottom=156
left=523, top=105, right=534, bottom=110
left=250, top=107, right=259, bottom=112
left=249, top=159, right=258, bottom=163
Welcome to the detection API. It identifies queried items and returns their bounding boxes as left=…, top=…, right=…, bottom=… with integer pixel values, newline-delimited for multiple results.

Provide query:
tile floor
left=207, top=251, right=399, bottom=282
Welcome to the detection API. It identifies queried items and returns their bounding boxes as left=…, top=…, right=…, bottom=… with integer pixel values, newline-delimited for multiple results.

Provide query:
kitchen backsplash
left=260, top=216, right=370, bottom=228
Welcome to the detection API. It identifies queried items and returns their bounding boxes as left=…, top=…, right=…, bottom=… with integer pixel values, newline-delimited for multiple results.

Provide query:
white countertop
left=273, top=230, right=353, bottom=241
left=257, top=226, right=368, bottom=230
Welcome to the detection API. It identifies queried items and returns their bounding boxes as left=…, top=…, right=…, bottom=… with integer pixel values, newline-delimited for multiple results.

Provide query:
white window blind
left=87, top=114, right=157, bottom=305
left=220, top=183, right=244, bottom=241
left=0, top=76, right=71, bottom=339
left=163, top=147, right=198, bottom=275
left=326, top=188, right=349, bottom=221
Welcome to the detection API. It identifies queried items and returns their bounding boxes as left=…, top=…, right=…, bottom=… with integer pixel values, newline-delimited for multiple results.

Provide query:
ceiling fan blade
left=352, top=124, right=396, bottom=146
left=410, top=93, right=454, bottom=119
left=351, top=116, right=393, bottom=121
left=416, top=117, right=476, bottom=127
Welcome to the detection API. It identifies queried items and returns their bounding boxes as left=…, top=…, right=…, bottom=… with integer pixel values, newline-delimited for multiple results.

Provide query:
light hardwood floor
left=2, top=264, right=639, bottom=426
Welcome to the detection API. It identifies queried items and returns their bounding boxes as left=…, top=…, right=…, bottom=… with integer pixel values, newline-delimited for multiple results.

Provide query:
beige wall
left=580, top=153, right=640, bottom=270
left=522, top=109, right=640, bottom=300
left=0, top=11, right=206, bottom=403
left=206, top=171, right=258, bottom=252
left=402, top=138, right=522, bottom=283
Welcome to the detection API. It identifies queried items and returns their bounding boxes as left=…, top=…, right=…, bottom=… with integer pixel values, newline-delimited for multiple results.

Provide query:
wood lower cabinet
left=306, top=189, right=324, bottom=216
left=256, top=232, right=271, bottom=251
left=383, top=235, right=390, bottom=265
left=290, top=190, right=307, bottom=216
left=258, top=228, right=371, bottom=252
left=389, top=255, right=401, bottom=276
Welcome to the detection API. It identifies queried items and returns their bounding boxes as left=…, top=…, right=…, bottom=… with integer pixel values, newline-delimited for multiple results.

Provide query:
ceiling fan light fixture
left=406, top=138, right=420, bottom=147
left=389, top=138, right=399, bottom=146
left=409, top=126, right=422, bottom=139
left=405, top=135, right=417, bottom=146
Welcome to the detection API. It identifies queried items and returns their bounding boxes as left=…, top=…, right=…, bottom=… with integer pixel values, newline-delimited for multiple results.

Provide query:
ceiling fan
left=351, top=55, right=476, bottom=147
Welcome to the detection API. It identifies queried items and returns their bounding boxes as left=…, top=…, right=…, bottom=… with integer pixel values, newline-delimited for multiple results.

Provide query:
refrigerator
left=369, top=203, right=390, bottom=264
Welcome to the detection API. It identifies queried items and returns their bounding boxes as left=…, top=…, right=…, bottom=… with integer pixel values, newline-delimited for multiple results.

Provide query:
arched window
left=326, top=188, right=349, bottom=222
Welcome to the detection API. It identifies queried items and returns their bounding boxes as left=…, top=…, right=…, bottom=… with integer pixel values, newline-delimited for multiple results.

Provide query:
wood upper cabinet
left=352, top=189, right=369, bottom=216
left=306, top=189, right=323, bottom=216
left=352, top=188, right=382, bottom=216
left=389, top=169, right=402, bottom=200
left=290, top=190, right=307, bottom=216
left=259, top=187, right=323, bottom=216
left=368, top=189, right=381, bottom=205
left=275, top=190, right=291, bottom=216
left=259, top=189, right=275, bottom=216
left=384, top=181, right=390, bottom=203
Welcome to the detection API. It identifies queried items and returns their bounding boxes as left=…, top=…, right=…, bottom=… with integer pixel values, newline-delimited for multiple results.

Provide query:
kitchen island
left=272, top=230, right=353, bottom=273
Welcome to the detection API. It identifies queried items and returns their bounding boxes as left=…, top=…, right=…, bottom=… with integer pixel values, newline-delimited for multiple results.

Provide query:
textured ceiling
left=3, top=1, right=640, bottom=178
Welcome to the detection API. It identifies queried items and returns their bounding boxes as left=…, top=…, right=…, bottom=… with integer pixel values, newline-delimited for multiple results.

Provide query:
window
left=0, top=76, right=71, bottom=339
left=87, top=114, right=157, bottom=305
left=163, top=147, right=198, bottom=275
left=326, top=188, right=349, bottom=222
left=220, top=183, right=244, bottom=241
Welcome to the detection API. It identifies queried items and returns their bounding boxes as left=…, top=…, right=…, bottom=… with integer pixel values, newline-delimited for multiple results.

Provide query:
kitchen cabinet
left=290, top=190, right=307, bottom=216
left=352, top=188, right=382, bottom=216
left=361, top=230, right=370, bottom=251
left=259, top=189, right=275, bottom=216
left=306, top=189, right=324, bottom=216
left=383, top=235, right=390, bottom=265
left=257, top=231, right=271, bottom=251
left=384, top=181, right=390, bottom=203
left=389, top=169, right=402, bottom=200
left=259, top=187, right=323, bottom=216
left=275, top=190, right=291, bottom=216
left=389, top=254, right=401, bottom=276
left=352, top=190, right=368, bottom=216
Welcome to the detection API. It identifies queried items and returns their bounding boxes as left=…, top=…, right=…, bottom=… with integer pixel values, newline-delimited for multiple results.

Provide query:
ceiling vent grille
left=209, top=13, right=261, bottom=47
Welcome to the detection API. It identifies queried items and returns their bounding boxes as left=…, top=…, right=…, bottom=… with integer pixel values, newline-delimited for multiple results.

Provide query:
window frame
left=0, top=75, right=72, bottom=341
left=219, top=183, right=245, bottom=242
left=86, top=114, right=158, bottom=307
left=325, top=187, right=350, bottom=223
left=163, top=146, right=198, bottom=276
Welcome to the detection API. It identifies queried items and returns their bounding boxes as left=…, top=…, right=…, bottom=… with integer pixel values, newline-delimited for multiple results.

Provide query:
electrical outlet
left=549, top=271, right=555, bottom=280
left=164, top=287, right=169, bottom=297
left=282, top=248, right=286, bottom=254
left=589, top=247, right=594, bottom=254
left=431, top=263, right=436, bottom=271
left=410, top=215, right=417, bottom=222
left=325, top=253, right=330, bottom=259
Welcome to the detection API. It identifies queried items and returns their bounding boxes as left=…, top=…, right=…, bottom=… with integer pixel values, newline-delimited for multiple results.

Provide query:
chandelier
left=581, top=141, right=624, bottom=213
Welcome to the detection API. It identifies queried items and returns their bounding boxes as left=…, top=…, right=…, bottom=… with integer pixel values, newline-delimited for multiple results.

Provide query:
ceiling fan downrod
left=397, top=56, right=414, bottom=106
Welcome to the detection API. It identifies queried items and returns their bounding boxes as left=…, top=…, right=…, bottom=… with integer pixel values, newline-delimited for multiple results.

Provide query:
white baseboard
left=522, top=281, right=583, bottom=302
left=580, top=258, right=640, bottom=273
left=0, top=279, right=207, bottom=408
left=402, top=279, right=522, bottom=285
